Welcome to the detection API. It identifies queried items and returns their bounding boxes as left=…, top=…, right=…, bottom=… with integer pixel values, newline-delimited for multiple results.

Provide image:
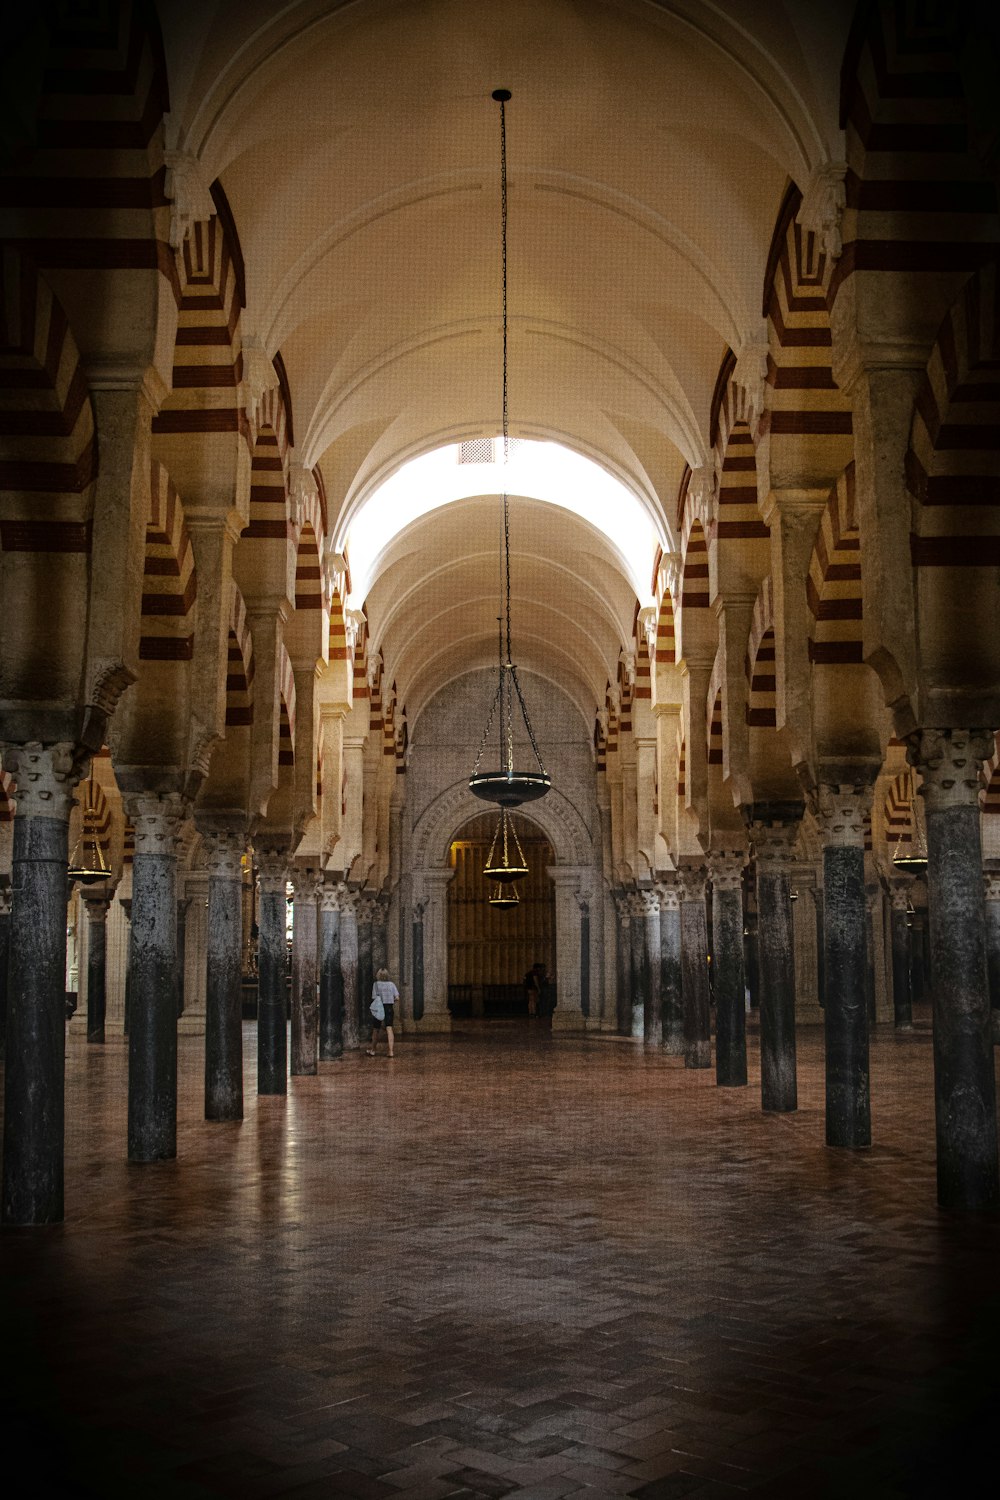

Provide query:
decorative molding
left=906, top=729, right=995, bottom=814
left=163, top=149, right=216, bottom=250
left=85, top=657, right=136, bottom=723
left=796, top=161, right=847, bottom=262
left=241, top=335, right=279, bottom=419
left=410, top=776, right=592, bottom=870
left=122, top=791, right=187, bottom=854
left=655, top=876, right=680, bottom=912
left=708, top=852, right=745, bottom=892
left=201, top=829, right=245, bottom=880
left=731, top=336, right=769, bottom=426
left=289, top=461, right=318, bottom=530
left=676, top=864, right=708, bottom=902
left=812, top=783, right=873, bottom=848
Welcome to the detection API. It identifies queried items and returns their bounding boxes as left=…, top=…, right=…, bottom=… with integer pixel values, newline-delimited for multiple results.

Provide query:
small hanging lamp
left=68, top=767, right=110, bottom=886
left=488, top=880, right=520, bottom=911
left=892, top=771, right=928, bottom=874
left=469, top=88, right=551, bottom=810
left=483, top=806, right=528, bottom=885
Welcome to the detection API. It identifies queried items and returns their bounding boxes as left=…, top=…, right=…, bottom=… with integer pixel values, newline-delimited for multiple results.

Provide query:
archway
left=446, top=811, right=555, bottom=1020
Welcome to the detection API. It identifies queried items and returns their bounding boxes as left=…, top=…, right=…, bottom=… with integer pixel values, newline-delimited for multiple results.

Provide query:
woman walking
left=367, top=967, right=399, bottom=1058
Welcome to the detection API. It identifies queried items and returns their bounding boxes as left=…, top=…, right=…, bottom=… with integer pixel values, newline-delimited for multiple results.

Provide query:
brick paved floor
left=1, top=1011, right=999, bottom=1498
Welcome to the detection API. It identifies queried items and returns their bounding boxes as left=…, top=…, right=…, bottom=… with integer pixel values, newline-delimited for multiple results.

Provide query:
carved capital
left=638, top=889, right=660, bottom=918
left=889, top=880, right=912, bottom=912
left=255, top=849, right=289, bottom=894
left=687, top=467, right=714, bottom=523
left=202, top=829, right=245, bottom=880
left=613, top=891, right=632, bottom=926
left=122, top=791, right=187, bottom=855
left=2, top=742, right=83, bottom=822
left=85, top=656, right=136, bottom=723
left=731, top=336, right=769, bottom=425
left=291, top=868, right=323, bottom=903
left=0, top=883, right=11, bottom=918
left=984, top=871, right=1000, bottom=904
left=906, top=728, right=995, bottom=813
left=813, top=783, right=873, bottom=849
left=708, top=852, right=745, bottom=893
left=676, top=864, right=707, bottom=903
left=163, top=149, right=216, bottom=250
left=319, top=882, right=342, bottom=914
left=796, top=161, right=847, bottom=262
left=81, top=894, right=111, bottom=923
left=750, top=818, right=800, bottom=870
left=655, top=877, right=680, bottom=913
left=241, top=334, right=279, bottom=419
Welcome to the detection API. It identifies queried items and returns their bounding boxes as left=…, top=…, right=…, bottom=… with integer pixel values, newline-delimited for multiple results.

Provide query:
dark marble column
left=256, top=850, right=289, bottom=1096
left=202, top=830, right=245, bottom=1120
left=750, top=809, right=801, bottom=1113
left=175, top=896, right=191, bottom=1018
left=889, top=881, right=914, bottom=1033
left=864, top=888, right=877, bottom=1025
left=372, top=893, right=388, bottom=977
left=290, top=868, right=320, bottom=1076
left=412, top=900, right=425, bottom=1023
left=628, top=892, right=647, bottom=1039
left=120, top=896, right=132, bottom=1035
left=657, top=877, right=684, bottom=1054
left=678, top=865, right=711, bottom=1069
left=0, top=884, right=10, bottom=1061
left=641, top=890, right=661, bottom=1044
left=816, top=786, right=872, bottom=1149
left=907, top=729, right=999, bottom=1210
left=614, top=893, right=631, bottom=1034
left=810, top=886, right=825, bottom=1008
left=357, top=895, right=374, bottom=1042
left=983, top=869, right=1000, bottom=1045
left=82, top=894, right=111, bottom=1044
left=123, top=791, right=185, bottom=1164
left=1, top=743, right=80, bottom=1225
left=709, top=852, right=747, bottom=1087
left=340, top=891, right=360, bottom=1049
left=319, top=883, right=344, bottom=1060
left=579, top=899, right=591, bottom=1020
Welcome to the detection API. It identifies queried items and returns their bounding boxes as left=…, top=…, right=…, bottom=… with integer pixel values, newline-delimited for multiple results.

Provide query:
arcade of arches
left=1, top=0, right=1000, bottom=1486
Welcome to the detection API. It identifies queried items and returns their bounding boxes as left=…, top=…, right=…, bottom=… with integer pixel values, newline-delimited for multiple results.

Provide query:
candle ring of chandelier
left=68, top=761, right=111, bottom=887
left=469, top=87, right=551, bottom=811
left=488, top=881, right=520, bottom=910
left=483, top=806, right=528, bottom=885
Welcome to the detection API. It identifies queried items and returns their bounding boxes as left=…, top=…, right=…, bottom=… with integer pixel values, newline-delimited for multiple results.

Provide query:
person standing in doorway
left=367, top=967, right=399, bottom=1058
left=524, top=963, right=541, bottom=1018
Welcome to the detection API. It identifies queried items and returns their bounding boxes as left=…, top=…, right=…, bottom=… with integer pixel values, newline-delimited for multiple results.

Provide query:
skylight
left=344, top=439, right=661, bottom=606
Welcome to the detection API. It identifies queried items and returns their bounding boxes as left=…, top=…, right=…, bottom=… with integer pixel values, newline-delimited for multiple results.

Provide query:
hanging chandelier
left=469, top=88, right=551, bottom=810
left=483, top=806, right=528, bottom=884
left=68, top=766, right=110, bottom=886
left=488, top=881, right=520, bottom=910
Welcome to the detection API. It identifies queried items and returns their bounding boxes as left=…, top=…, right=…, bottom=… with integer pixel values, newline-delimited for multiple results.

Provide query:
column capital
left=613, top=890, right=631, bottom=925
left=291, top=867, right=323, bottom=902
left=906, top=728, right=994, bottom=813
left=122, top=791, right=188, bottom=855
left=2, top=741, right=83, bottom=822
left=749, top=810, right=802, bottom=870
left=676, top=864, right=707, bottom=903
left=655, top=875, right=680, bottom=912
left=984, top=870, right=1000, bottom=903
left=0, top=883, right=11, bottom=918
left=638, top=888, right=660, bottom=917
left=626, top=889, right=646, bottom=918
left=201, top=828, right=245, bottom=879
left=708, top=852, right=746, bottom=892
left=255, top=849, right=289, bottom=894
left=812, top=783, right=873, bottom=848
left=81, top=893, right=111, bottom=922
left=889, top=880, right=912, bottom=911
left=319, top=882, right=343, bottom=913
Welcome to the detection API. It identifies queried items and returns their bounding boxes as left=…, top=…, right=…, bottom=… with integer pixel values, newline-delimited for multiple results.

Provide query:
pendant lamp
left=892, top=772, right=928, bottom=874
left=469, top=88, right=551, bottom=810
left=68, top=767, right=110, bottom=886
left=483, top=806, right=528, bottom=885
left=488, top=881, right=520, bottom=911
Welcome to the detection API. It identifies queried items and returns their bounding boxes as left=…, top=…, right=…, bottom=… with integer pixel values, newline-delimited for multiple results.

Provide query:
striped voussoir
left=807, top=461, right=862, bottom=665
left=884, top=770, right=915, bottom=846
left=0, top=771, right=14, bottom=822
left=294, top=521, right=323, bottom=611
left=707, top=687, right=723, bottom=767
left=745, top=577, right=777, bottom=730
left=246, top=421, right=291, bottom=542
left=139, top=462, right=195, bottom=661
left=679, top=516, right=711, bottom=659
left=676, top=732, right=686, bottom=800
left=633, top=639, right=651, bottom=702
left=654, top=589, right=676, bottom=666
left=278, top=640, right=297, bottom=766
left=980, top=734, right=1000, bottom=816
left=762, top=185, right=853, bottom=481
left=225, top=582, right=255, bottom=729
left=0, top=247, right=96, bottom=504
left=77, top=776, right=112, bottom=859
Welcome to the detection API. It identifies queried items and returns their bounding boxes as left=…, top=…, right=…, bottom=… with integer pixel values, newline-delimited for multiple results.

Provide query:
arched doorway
left=446, top=812, right=555, bottom=1019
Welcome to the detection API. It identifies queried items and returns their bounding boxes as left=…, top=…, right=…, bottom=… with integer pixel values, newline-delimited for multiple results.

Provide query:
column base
left=412, top=1013, right=453, bottom=1033
left=551, top=1009, right=585, bottom=1031
left=685, top=1042, right=711, bottom=1069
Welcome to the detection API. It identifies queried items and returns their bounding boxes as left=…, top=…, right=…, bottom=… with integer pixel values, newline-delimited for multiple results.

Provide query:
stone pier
left=678, top=865, right=710, bottom=1070
left=816, top=785, right=872, bottom=1150
left=202, top=829, right=245, bottom=1121
left=709, top=852, right=747, bottom=1088
left=750, top=809, right=801, bottom=1113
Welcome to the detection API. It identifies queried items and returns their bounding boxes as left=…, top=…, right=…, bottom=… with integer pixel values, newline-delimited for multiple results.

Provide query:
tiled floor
left=1, top=1011, right=999, bottom=1498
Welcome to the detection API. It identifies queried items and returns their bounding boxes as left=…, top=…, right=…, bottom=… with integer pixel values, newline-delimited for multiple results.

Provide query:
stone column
left=0, top=884, right=10, bottom=1060
left=372, top=892, right=388, bottom=977
left=641, top=890, right=661, bottom=1044
left=416, top=869, right=454, bottom=1030
left=120, top=895, right=132, bottom=1035
left=339, top=890, right=360, bottom=1049
left=677, top=865, right=710, bottom=1069
left=907, top=730, right=999, bottom=1210
left=412, top=900, right=426, bottom=1023
left=627, top=891, right=647, bottom=1039
left=547, top=866, right=589, bottom=1029
left=809, top=886, right=826, bottom=1008
left=123, top=791, right=186, bottom=1163
left=256, top=850, right=289, bottom=1096
left=815, top=785, right=873, bottom=1150
left=81, top=894, right=111, bottom=1043
left=202, top=830, right=245, bottom=1121
left=290, top=868, right=321, bottom=1076
left=1, top=743, right=80, bottom=1225
left=657, top=877, right=683, bottom=1054
left=579, top=896, right=591, bottom=1022
left=709, top=853, right=747, bottom=1087
left=889, top=881, right=914, bottom=1033
left=319, top=883, right=344, bottom=1060
left=750, top=810, right=801, bottom=1113
left=614, top=892, right=631, bottom=1034
left=175, top=895, right=192, bottom=1018
left=983, top=869, right=1000, bottom=1045
left=357, top=893, right=374, bottom=1042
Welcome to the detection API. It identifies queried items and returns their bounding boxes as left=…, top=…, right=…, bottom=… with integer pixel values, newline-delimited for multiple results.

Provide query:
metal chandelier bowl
left=468, top=88, right=551, bottom=812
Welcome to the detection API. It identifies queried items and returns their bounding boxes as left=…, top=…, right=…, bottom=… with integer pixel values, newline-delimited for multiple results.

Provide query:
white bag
left=370, top=995, right=385, bottom=1022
